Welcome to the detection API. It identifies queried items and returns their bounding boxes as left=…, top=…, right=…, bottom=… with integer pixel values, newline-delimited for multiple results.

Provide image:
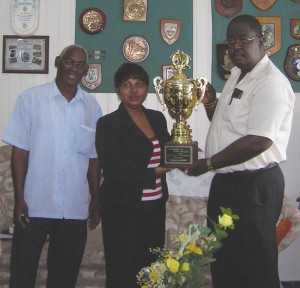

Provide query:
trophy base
left=163, top=141, right=198, bottom=168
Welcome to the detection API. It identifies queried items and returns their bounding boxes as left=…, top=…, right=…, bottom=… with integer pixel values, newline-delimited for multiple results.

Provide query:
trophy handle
left=194, top=77, right=208, bottom=110
left=153, top=76, right=166, bottom=110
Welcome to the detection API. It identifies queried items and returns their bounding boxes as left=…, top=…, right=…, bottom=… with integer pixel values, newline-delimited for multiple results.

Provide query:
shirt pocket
left=74, top=125, right=95, bottom=154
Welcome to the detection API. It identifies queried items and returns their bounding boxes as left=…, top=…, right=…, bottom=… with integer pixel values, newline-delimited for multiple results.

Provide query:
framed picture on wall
left=2, top=35, right=49, bottom=74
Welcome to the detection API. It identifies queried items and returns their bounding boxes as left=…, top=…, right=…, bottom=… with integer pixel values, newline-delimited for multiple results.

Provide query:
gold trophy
left=153, top=51, right=207, bottom=168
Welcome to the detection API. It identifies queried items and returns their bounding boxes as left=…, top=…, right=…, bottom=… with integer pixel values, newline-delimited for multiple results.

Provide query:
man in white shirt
left=186, top=15, right=295, bottom=288
left=2, top=45, right=102, bottom=288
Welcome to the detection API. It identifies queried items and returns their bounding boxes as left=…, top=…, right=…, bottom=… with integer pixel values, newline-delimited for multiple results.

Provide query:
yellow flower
left=219, top=213, right=233, bottom=227
left=184, top=242, right=203, bottom=255
left=166, top=258, right=180, bottom=273
left=181, top=262, right=190, bottom=271
left=178, top=232, right=187, bottom=243
left=149, top=269, right=160, bottom=281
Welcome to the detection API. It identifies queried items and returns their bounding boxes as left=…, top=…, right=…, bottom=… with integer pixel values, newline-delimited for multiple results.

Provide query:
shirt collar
left=231, top=54, right=269, bottom=80
left=48, top=79, right=86, bottom=104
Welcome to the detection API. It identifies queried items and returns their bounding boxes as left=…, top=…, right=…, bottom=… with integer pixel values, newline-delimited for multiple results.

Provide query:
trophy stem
left=171, top=117, right=192, bottom=144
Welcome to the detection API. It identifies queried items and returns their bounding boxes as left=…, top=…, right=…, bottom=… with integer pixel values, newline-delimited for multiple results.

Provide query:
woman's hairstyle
left=227, top=14, right=263, bottom=37
left=114, top=63, right=149, bottom=88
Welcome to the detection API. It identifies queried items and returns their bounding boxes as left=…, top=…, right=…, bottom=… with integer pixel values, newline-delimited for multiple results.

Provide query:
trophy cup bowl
left=153, top=50, right=207, bottom=167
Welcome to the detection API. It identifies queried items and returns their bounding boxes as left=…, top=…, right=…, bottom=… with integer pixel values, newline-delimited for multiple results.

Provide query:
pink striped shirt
left=142, top=137, right=163, bottom=201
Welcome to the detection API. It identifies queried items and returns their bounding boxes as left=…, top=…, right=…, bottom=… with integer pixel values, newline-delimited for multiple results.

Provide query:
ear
left=54, top=56, right=60, bottom=68
left=258, top=36, right=265, bottom=48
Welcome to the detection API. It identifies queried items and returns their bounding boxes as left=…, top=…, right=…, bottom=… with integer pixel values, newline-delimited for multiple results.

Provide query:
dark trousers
left=101, top=200, right=166, bottom=288
left=9, top=218, right=87, bottom=288
left=207, top=164, right=284, bottom=288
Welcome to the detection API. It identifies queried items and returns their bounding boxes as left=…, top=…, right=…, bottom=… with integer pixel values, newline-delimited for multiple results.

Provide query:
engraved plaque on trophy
left=153, top=51, right=207, bottom=168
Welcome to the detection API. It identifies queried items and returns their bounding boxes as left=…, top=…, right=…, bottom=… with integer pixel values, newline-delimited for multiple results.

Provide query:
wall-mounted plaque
left=215, top=0, right=242, bottom=18
left=256, top=16, right=281, bottom=56
left=122, top=36, right=149, bottom=62
left=11, top=0, right=39, bottom=36
left=160, top=19, right=181, bottom=45
left=81, top=64, right=102, bottom=90
left=251, top=0, right=276, bottom=11
left=290, top=19, right=300, bottom=40
left=123, top=0, right=147, bottom=22
left=284, top=45, right=300, bottom=81
left=79, top=8, right=106, bottom=34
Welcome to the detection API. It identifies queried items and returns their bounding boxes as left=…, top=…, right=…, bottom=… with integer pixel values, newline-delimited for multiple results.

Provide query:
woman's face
left=116, top=77, right=148, bottom=111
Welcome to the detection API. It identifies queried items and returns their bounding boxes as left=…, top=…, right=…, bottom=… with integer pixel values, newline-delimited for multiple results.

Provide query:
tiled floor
left=282, top=282, right=300, bottom=288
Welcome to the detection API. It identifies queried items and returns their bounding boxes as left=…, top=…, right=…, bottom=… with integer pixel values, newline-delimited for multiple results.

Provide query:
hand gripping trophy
left=153, top=50, right=207, bottom=168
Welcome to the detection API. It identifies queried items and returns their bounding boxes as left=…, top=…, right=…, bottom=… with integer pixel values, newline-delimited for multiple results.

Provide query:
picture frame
left=2, top=35, right=49, bottom=74
left=162, top=65, right=175, bottom=80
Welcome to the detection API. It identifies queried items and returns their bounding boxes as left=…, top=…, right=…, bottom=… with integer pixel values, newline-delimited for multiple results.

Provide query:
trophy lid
left=171, top=50, right=191, bottom=80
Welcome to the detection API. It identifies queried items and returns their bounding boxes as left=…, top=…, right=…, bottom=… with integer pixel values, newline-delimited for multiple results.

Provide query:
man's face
left=226, top=22, right=264, bottom=72
left=56, top=48, right=88, bottom=88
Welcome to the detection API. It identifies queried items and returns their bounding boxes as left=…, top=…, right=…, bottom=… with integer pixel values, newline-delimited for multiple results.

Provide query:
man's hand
left=13, top=200, right=30, bottom=229
left=88, top=198, right=101, bottom=230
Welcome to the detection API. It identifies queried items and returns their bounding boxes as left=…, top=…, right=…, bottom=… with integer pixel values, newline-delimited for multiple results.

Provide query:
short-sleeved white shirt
left=205, top=55, right=295, bottom=173
left=2, top=80, right=103, bottom=219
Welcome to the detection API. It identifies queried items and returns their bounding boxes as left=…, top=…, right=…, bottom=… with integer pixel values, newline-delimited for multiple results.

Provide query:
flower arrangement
left=137, top=207, right=239, bottom=288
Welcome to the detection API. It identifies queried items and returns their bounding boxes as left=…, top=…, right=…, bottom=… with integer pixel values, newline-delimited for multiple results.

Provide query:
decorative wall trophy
left=153, top=50, right=207, bottom=168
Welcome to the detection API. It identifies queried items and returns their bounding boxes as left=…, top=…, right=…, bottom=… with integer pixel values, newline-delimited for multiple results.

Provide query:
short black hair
left=227, top=14, right=263, bottom=37
left=114, top=63, right=149, bottom=88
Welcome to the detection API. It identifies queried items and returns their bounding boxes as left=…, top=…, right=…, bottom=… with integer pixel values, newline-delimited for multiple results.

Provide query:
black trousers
left=101, top=200, right=166, bottom=288
left=9, top=218, right=87, bottom=288
left=207, top=164, right=284, bottom=288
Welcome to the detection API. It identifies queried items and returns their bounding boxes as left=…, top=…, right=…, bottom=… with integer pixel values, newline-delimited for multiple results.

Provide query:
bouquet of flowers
left=137, top=207, right=239, bottom=288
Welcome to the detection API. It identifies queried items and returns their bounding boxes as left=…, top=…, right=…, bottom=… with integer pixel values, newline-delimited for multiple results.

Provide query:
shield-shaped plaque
left=11, top=0, right=39, bottom=36
left=81, top=64, right=102, bottom=90
left=290, top=19, right=300, bottom=40
left=217, top=44, right=234, bottom=80
left=161, top=19, right=181, bottom=45
left=256, top=16, right=281, bottom=56
left=251, top=0, right=276, bottom=11
left=284, top=45, right=300, bottom=81
left=215, top=0, right=242, bottom=18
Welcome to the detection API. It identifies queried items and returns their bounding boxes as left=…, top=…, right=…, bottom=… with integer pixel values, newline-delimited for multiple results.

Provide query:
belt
left=222, top=162, right=277, bottom=176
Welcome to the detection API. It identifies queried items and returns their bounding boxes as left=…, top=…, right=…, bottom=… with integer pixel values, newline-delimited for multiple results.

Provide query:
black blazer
left=96, top=103, right=171, bottom=207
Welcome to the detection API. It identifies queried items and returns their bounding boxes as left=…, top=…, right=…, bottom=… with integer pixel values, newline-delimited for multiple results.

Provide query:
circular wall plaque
left=122, top=36, right=149, bottom=62
left=79, top=8, right=106, bottom=34
left=124, top=0, right=146, bottom=21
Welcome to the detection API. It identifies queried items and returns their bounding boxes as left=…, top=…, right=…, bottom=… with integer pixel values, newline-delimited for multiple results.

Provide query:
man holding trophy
left=184, top=14, right=295, bottom=288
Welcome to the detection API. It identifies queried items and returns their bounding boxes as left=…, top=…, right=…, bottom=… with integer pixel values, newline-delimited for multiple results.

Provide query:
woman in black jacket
left=96, top=63, right=171, bottom=288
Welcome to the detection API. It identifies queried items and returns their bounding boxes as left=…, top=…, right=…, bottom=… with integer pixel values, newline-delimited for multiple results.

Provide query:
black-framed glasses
left=61, top=59, right=87, bottom=70
left=225, top=37, right=259, bottom=47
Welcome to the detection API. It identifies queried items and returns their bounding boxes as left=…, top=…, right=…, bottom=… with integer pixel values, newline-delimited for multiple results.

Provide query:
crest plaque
left=284, top=45, right=300, bottom=82
left=251, top=0, right=276, bottom=11
left=160, top=20, right=181, bottom=45
left=256, top=16, right=281, bottom=56
left=215, top=0, right=242, bottom=18
left=217, top=44, right=234, bottom=80
left=290, top=19, right=300, bottom=40
left=81, top=64, right=102, bottom=90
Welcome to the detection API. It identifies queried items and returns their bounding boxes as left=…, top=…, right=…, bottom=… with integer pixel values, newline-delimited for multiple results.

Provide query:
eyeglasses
left=61, top=59, right=87, bottom=70
left=225, top=37, right=258, bottom=47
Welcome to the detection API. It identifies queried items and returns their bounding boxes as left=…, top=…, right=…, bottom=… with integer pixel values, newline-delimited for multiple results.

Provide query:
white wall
left=0, top=0, right=299, bottom=281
